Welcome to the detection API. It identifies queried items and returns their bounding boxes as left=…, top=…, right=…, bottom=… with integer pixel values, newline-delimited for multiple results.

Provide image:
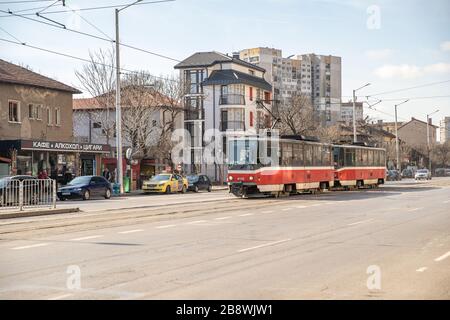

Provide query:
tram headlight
left=228, top=176, right=233, bottom=181
left=249, top=176, right=254, bottom=181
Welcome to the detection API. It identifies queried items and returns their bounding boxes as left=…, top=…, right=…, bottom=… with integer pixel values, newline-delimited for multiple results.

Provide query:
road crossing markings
left=118, top=229, right=144, bottom=234
left=416, top=267, right=428, bottom=272
left=155, top=224, right=177, bottom=229
left=11, top=243, right=50, bottom=250
left=70, top=235, right=103, bottom=241
left=238, top=239, right=292, bottom=253
left=347, top=219, right=374, bottom=226
left=434, top=251, right=450, bottom=262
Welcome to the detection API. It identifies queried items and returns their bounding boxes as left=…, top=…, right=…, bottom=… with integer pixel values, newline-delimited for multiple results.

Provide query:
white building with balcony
left=174, top=51, right=273, bottom=182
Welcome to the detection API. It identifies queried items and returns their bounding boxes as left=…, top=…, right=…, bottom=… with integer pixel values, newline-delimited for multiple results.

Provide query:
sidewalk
left=113, top=185, right=229, bottom=197
left=0, top=207, right=80, bottom=219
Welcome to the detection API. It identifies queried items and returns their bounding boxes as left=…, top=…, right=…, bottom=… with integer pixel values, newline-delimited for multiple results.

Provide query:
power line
left=0, top=0, right=176, bottom=17
left=0, top=0, right=53, bottom=3
left=0, top=2, right=181, bottom=62
left=0, top=25, right=24, bottom=43
left=366, top=80, right=450, bottom=97
left=0, top=37, right=179, bottom=83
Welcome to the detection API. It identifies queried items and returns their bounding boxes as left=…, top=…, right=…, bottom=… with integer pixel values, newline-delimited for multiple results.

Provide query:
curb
left=0, top=207, right=80, bottom=219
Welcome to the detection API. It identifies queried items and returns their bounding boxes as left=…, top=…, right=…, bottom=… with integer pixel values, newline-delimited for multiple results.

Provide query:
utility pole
left=394, top=99, right=409, bottom=171
left=114, top=0, right=146, bottom=194
left=352, top=83, right=371, bottom=143
left=115, top=8, right=123, bottom=194
left=426, top=109, right=439, bottom=172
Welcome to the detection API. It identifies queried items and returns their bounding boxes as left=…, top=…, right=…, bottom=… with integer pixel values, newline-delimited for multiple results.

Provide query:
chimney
left=428, top=118, right=432, bottom=125
left=377, top=119, right=383, bottom=126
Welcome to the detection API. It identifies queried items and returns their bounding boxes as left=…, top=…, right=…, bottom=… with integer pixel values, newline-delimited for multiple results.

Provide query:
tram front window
left=228, top=139, right=259, bottom=170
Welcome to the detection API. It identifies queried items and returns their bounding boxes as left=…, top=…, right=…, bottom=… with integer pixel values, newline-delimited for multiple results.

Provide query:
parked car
left=0, top=175, right=40, bottom=206
left=187, top=174, right=212, bottom=192
left=142, top=173, right=188, bottom=194
left=386, top=170, right=402, bottom=181
left=414, top=169, right=432, bottom=180
left=57, top=176, right=112, bottom=200
left=435, top=168, right=450, bottom=177
left=401, top=168, right=415, bottom=178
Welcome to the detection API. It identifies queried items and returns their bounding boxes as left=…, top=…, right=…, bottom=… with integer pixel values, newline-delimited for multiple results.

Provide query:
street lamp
left=394, top=99, right=409, bottom=171
left=115, top=0, right=143, bottom=194
left=352, top=83, right=371, bottom=142
left=427, top=109, right=439, bottom=172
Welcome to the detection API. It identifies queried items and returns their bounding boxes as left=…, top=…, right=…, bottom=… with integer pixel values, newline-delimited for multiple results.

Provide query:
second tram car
left=227, top=134, right=386, bottom=198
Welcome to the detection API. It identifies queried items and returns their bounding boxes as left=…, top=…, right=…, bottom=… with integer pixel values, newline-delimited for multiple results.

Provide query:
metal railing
left=220, top=121, right=246, bottom=131
left=0, top=179, right=56, bottom=211
left=219, top=94, right=245, bottom=105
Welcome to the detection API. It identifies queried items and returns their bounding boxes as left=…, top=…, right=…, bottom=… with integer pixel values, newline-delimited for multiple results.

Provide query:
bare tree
left=432, top=142, right=450, bottom=167
left=276, top=93, right=316, bottom=136
left=74, top=48, right=116, bottom=150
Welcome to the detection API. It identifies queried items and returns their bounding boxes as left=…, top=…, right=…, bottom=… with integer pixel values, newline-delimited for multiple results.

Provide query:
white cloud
left=365, top=49, right=393, bottom=60
left=440, top=41, right=450, bottom=52
left=374, top=63, right=450, bottom=79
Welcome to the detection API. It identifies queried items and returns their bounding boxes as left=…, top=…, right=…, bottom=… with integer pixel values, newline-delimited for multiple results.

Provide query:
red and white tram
left=227, top=134, right=386, bottom=198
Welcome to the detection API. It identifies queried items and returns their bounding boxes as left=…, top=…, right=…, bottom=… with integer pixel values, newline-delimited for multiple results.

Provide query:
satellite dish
left=125, top=148, right=132, bottom=160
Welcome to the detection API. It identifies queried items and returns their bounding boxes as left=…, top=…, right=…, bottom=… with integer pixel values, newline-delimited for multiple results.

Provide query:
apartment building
left=239, top=47, right=342, bottom=125
left=174, top=51, right=273, bottom=181
left=340, top=101, right=364, bottom=124
left=440, top=117, right=450, bottom=143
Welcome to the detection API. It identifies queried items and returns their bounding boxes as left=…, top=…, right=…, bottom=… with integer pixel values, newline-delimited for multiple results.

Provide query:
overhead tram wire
left=0, top=25, right=24, bottom=43
left=0, top=2, right=181, bottom=63
left=0, top=37, right=179, bottom=83
left=0, top=0, right=53, bottom=3
left=366, top=79, right=450, bottom=98
left=0, top=0, right=177, bottom=17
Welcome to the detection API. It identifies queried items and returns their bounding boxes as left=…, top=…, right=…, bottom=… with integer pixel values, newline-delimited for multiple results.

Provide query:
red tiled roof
left=0, top=59, right=81, bottom=94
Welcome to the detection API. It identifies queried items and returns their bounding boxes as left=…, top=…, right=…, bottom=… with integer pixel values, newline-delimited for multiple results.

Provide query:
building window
left=249, top=87, right=253, bottom=101
left=8, top=100, right=20, bottom=123
left=249, top=111, right=254, bottom=127
left=152, top=120, right=157, bottom=127
left=93, top=122, right=102, bottom=128
left=46, top=107, right=52, bottom=125
left=28, top=104, right=35, bottom=119
left=55, top=107, right=61, bottom=126
left=185, top=69, right=205, bottom=94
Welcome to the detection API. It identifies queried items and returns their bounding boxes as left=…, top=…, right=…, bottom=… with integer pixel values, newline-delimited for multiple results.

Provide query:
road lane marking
left=281, top=208, right=292, bottom=211
left=70, top=235, right=103, bottom=241
left=309, top=204, right=322, bottom=207
left=262, top=210, right=274, bottom=214
left=11, top=243, right=50, bottom=250
left=48, top=293, right=74, bottom=300
left=238, top=239, right=292, bottom=253
left=416, top=267, right=428, bottom=272
left=435, top=251, right=450, bottom=262
left=296, top=205, right=307, bottom=209
left=155, top=224, right=177, bottom=229
left=186, top=220, right=208, bottom=224
left=407, top=207, right=423, bottom=212
left=118, top=229, right=144, bottom=234
left=238, top=213, right=254, bottom=217
left=347, top=219, right=374, bottom=226
left=215, top=216, right=232, bottom=220
left=443, top=200, right=450, bottom=204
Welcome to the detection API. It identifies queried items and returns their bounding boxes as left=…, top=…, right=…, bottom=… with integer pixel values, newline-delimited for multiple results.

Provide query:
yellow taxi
left=142, top=173, right=188, bottom=194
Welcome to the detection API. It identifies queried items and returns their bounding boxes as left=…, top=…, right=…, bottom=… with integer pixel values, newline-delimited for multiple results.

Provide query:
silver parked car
left=415, top=169, right=431, bottom=180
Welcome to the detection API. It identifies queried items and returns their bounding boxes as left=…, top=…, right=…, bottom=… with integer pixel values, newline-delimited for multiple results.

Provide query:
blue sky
left=1, top=0, right=450, bottom=136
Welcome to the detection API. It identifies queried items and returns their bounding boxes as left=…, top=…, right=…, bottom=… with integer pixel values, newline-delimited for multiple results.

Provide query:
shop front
left=0, top=140, right=111, bottom=185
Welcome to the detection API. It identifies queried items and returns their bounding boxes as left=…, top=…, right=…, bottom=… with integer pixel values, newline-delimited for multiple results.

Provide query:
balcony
left=220, top=121, right=245, bottom=131
left=219, top=94, right=245, bottom=106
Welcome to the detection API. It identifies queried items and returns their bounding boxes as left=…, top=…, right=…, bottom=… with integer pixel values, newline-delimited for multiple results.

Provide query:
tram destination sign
left=21, top=140, right=111, bottom=154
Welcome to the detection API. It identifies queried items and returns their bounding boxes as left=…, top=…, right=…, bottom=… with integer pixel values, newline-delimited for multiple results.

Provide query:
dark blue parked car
left=57, top=176, right=112, bottom=201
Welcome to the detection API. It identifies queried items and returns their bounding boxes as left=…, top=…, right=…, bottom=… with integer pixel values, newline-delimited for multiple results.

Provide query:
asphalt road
left=0, top=179, right=449, bottom=299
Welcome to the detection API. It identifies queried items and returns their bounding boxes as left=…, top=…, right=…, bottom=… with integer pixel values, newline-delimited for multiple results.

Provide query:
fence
left=0, top=179, right=56, bottom=211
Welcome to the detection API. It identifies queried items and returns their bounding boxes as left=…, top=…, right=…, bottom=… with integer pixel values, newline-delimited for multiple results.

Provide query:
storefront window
left=17, top=153, right=32, bottom=175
